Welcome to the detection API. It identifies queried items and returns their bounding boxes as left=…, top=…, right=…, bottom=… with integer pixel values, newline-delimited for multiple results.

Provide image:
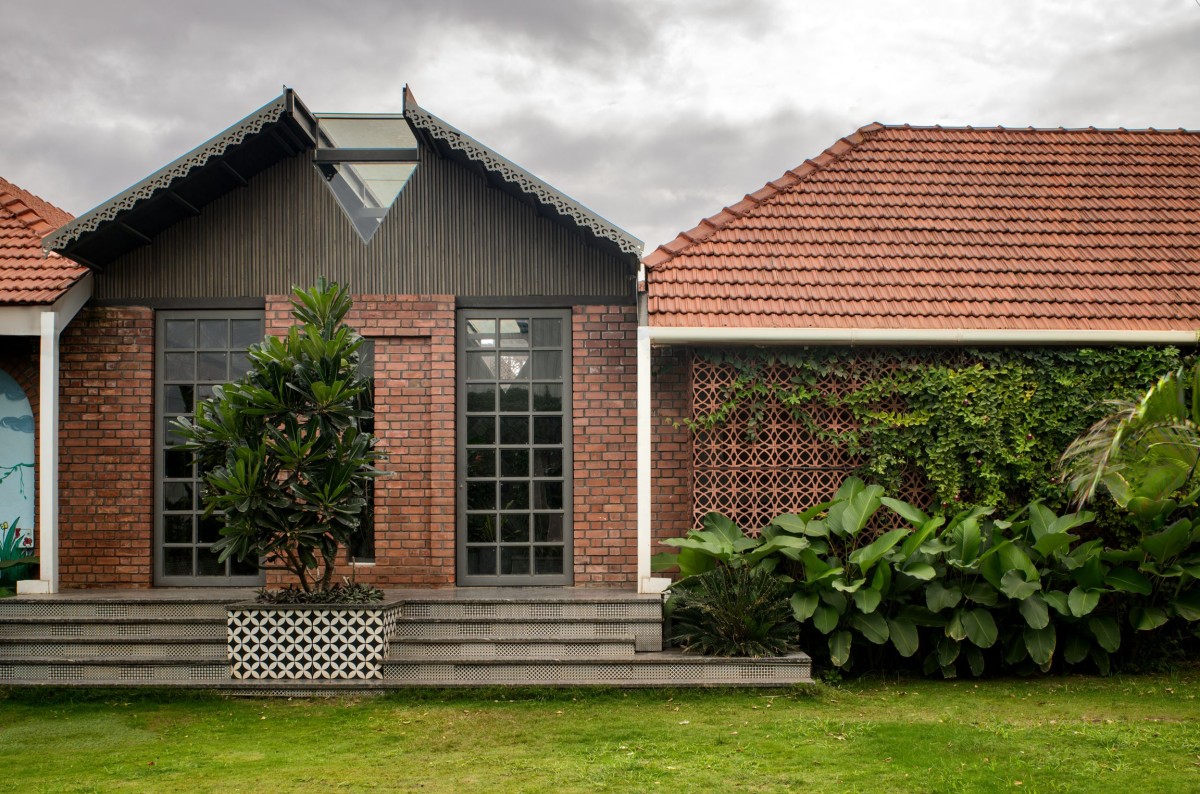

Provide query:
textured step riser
left=393, top=620, right=662, bottom=650
left=0, top=602, right=231, bottom=620
left=0, top=663, right=231, bottom=684
left=390, top=641, right=635, bottom=661
left=0, top=642, right=228, bottom=661
left=382, top=661, right=812, bottom=686
left=0, top=622, right=225, bottom=640
left=398, top=602, right=662, bottom=621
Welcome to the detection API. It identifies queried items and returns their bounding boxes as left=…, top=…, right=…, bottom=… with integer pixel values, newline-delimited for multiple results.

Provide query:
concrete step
left=0, top=658, right=231, bottom=685
left=0, top=599, right=234, bottom=620
left=0, top=637, right=228, bottom=661
left=392, top=617, right=663, bottom=651
left=396, top=597, right=663, bottom=622
left=0, top=617, right=226, bottom=640
left=388, top=637, right=636, bottom=661
left=381, top=652, right=813, bottom=687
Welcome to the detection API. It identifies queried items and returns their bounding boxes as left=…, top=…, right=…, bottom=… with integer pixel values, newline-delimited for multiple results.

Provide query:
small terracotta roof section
left=0, top=176, right=85, bottom=305
left=644, top=124, right=1200, bottom=331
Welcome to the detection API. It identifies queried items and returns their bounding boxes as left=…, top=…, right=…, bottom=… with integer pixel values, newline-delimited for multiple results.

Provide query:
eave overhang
left=401, top=87, right=642, bottom=263
left=45, top=90, right=319, bottom=269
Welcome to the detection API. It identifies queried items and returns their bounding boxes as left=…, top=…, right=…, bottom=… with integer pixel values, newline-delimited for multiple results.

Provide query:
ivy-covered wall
left=687, top=346, right=1189, bottom=531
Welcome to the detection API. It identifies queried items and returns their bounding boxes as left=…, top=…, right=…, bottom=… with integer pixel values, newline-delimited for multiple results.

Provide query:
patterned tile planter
left=227, top=600, right=401, bottom=680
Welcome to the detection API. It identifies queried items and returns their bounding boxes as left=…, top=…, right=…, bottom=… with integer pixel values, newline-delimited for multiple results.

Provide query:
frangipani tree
left=175, top=279, right=381, bottom=593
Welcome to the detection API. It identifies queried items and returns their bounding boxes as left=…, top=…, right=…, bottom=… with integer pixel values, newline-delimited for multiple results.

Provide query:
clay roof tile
left=0, top=176, right=85, bottom=306
left=644, top=125, right=1200, bottom=332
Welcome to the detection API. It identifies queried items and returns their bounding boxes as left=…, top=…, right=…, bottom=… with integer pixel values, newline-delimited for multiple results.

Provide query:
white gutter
left=13, top=273, right=93, bottom=594
left=642, top=326, right=1200, bottom=346
left=633, top=321, right=1198, bottom=595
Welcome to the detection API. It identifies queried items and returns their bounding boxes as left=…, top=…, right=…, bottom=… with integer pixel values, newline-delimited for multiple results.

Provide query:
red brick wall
left=58, top=307, right=155, bottom=588
left=571, top=305, right=638, bottom=586
left=651, top=346, right=693, bottom=552
left=50, top=297, right=646, bottom=591
left=264, top=295, right=458, bottom=589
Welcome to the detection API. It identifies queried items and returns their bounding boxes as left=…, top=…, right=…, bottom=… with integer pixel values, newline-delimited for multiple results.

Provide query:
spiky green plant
left=669, top=565, right=797, bottom=657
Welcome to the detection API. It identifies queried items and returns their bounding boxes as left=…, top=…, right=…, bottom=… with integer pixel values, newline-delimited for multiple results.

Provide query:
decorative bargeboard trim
left=45, top=96, right=292, bottom=253
left=405, top=103, right=642, bottom=257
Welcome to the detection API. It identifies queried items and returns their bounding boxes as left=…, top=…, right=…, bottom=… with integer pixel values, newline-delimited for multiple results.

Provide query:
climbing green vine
left=688, top=346, right=1188, bottom=514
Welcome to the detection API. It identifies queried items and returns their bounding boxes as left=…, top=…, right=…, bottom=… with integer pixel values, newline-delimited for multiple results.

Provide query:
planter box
left=227, top=599, right=401, bottom=680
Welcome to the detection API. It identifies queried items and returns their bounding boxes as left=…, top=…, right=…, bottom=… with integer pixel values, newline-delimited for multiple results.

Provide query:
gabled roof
left=0, top=176, right=86, bottom=305
left=403, top=88, right=641, bottom=259
left=643, top=124, right=1200, bottom=331
left=46, top=87, right=640, bottom=269
left=45, top=91, right=320, bottom=268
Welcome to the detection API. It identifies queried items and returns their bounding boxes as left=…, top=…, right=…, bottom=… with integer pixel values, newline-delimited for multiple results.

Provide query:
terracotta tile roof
left=644, top=124, right=1200, bottom=331
left=0, top=175, right=86, bottom=306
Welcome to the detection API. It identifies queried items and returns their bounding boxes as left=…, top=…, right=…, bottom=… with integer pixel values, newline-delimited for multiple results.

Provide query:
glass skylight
left=315, top=116, right=419, bottom=243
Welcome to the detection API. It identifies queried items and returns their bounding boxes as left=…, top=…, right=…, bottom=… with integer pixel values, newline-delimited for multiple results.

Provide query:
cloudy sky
left=3, top=0, right=1198, bottom=250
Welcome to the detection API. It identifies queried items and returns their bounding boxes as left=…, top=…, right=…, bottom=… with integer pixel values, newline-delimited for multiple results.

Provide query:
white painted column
left=636, top=329, right=670, bottom=595
left=27, top=311, right=59, bottom=593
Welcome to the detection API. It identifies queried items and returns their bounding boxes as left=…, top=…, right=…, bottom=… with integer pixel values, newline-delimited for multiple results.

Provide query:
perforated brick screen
left=690, top=348, right=941, bottom=532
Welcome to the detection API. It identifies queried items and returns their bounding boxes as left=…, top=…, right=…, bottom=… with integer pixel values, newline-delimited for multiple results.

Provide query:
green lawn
left=2, top=671, right=1199, bottom=793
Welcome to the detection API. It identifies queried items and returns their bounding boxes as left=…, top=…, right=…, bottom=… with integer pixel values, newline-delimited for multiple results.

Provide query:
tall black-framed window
left=347, top=338, right=375, bottom=563
left=457, top=309, right=573, bottom=586
left=154, top=311, right=266, bottom=586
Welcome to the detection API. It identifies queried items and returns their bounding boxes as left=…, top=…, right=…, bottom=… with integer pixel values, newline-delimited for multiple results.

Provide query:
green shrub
left=175, top=279, right=381, bottom=595
left=253, top=580, right=384, bottom=605
left=669, top=565, right=797, bottom=657
left=655, top=476, right=1200, bottom=675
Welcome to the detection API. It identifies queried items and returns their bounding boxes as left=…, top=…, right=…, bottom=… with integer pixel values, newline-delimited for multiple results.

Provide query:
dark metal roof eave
left=45, top=90, right=319, bottom=265
left=402, top=96, right=642, bottom=262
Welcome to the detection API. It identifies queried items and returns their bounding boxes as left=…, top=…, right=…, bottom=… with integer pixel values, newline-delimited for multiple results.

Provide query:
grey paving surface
left=12, top=586, right=660, bottom=603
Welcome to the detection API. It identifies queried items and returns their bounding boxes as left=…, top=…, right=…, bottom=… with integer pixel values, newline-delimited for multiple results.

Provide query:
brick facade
left=58, top=307, right=155, bottom=588
left=571, top=305, right=638, bottom=586
left=51, top=298, right=646, bottom=590
left=263, top=294, right=458, bottom=589
left=650, top=346, right=693, bottom=551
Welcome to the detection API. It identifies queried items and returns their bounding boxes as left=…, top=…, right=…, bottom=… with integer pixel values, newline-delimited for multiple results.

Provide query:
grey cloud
left=487, top=105, right=856, bottom=248
left=0, top=1, right=661, bottom=213
left=0, top=377, right=27, bottom=402
left=0, top=416, right=34, bottom=434
left=1023, top=17, right=1200, bottom=128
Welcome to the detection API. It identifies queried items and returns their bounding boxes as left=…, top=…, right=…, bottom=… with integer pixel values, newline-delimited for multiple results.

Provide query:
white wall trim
left=35, top=309, right=60, bottom=593
left=641, top=326, right=1200, bottom=346
left=636, top=328, right=652, bottom=593
left=5, top=274, right=93, bottom=594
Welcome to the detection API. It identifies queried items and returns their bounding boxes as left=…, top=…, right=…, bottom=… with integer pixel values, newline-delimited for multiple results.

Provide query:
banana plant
left=1102, top=510, right=1200, bottom=638
left=653, top=511, right=810, bottom=579
left=1061, top=364, right=1200, bottom=520
left=778, top=478, right=941, bottom=669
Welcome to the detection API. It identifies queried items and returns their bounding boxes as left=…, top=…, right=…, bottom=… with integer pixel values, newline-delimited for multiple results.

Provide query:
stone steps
left=389, top=637, right=637, bottom=660
left=0, top=637, right=228, bottom=660
left=381, top=652, right=813, bottom=687
left=0, top=593, right=241, bottom=686
left=0, top=589, right=813, bottom=689
left=0, top=618, right=226, bottom=640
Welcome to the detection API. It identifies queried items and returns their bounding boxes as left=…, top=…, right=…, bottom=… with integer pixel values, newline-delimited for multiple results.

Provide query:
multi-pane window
left=459, top=310, right=572, bottom=585
left=156, top=311, right=265, bottom=585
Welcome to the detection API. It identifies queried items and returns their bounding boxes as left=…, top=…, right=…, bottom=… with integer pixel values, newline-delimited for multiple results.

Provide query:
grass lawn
left=2, top=670, right=1199, bottom=793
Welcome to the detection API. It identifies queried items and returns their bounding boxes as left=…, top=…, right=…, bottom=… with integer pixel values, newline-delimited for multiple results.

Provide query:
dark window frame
left=154, top=309, right=267, bottom=587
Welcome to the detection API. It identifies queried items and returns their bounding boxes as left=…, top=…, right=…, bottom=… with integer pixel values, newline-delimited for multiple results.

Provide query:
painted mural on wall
left=0, top=369, right=35, bottom=569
